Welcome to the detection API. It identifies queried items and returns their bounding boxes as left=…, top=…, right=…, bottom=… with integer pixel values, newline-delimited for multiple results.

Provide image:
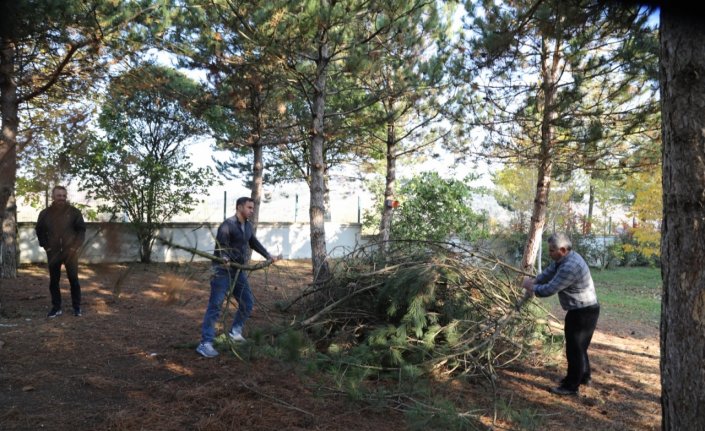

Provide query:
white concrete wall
left=18, top=222, right=365, bottom=264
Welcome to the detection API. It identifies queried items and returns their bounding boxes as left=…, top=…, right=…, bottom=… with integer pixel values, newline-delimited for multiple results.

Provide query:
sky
left=185, top=136, right=509, bottom=226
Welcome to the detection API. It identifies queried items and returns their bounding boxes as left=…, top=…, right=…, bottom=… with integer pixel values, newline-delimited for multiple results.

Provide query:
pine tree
left=0, top=0, right=166, bottom=277
left=659, top=4, right=705, bottom=429
left=198, top=0, right=438, bottom=283
left=163, top=1, right=295, bottom=230
left=354, top=4, right=454, bottom=246
left=458, top=0, right=658, bottom=271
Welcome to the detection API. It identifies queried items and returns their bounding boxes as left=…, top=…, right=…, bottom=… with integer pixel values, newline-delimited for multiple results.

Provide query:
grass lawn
left=544, top=266, right=662, bottom=326
left=592, top=266, right=661, bottom=325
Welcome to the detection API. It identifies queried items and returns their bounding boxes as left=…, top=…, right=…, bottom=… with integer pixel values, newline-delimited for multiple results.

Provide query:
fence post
left=357, top=195, right=361, bottom=224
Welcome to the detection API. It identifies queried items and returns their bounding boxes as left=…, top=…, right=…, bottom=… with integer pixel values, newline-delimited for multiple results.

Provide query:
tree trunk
left=309, top=41, right=330, bottom=284
left=251, top=141, right=263, bottom=232
left=586, top=182, right=595, bottom=234
left=379, top=118, right=397, bottom=246
left=249, top=82, right=265, bottom=234
left=247, top=140, right=264, bottom=262
left=323, top=171, right=331, bottom=222
left=0, top=37, right=18, bottom=278
left=659, top=10, right=705, bottom=430
left=522, top=157, right=552, bottom=272
left=521, top=37, right=560, bottom=272
left=139, top=236, right=152, bottom=263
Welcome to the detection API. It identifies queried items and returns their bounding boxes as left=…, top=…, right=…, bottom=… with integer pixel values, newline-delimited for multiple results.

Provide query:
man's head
left=547, top=232, right=572, bottom=262
left=235, top=197, right=255, bottom=221
left=51, top=186, right=68, bottom=207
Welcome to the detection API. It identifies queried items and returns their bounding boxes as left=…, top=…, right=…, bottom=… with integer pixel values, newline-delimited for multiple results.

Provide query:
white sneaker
left=196, top=342, right=219, bottom=358
left=228, top=329, right=246, bottom=342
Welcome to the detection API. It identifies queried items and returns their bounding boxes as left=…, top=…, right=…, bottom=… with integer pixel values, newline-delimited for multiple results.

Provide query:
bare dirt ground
left=0, top=261, right=661, bottom=430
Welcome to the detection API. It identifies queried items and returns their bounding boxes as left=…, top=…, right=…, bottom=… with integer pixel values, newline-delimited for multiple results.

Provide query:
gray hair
left=547, top=232, right=572, bottom=250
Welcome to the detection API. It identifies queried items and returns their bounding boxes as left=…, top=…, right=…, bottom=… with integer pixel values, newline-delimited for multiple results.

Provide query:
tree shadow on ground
left=0, top=262, right=661, bottom=430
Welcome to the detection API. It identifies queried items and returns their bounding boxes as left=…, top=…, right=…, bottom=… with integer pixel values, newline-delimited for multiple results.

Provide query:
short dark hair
left=52, top=185, right=67, bottom=194
left=236, top=196, right=254, bottom=208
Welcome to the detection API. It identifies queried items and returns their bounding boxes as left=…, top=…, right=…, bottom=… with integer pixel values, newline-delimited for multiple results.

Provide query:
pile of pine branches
left=291, top=240, right=555, bottom=379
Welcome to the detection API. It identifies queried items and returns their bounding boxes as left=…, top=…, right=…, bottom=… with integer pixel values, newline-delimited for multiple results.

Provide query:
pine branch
left=153, top=235, right=273, bottom=271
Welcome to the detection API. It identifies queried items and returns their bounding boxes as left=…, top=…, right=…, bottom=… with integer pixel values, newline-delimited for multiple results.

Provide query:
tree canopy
left=453, top=0, right=659, bottom=270
left=71, top=63, right=217, bottom=262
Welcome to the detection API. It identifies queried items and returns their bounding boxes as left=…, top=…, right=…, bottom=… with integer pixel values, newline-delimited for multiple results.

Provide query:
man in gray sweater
left=522, top=232, right=600, bottom=395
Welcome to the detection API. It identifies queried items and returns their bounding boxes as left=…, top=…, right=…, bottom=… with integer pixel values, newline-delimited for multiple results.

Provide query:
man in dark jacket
left=35, top=186, right=86, bottom=317
left=196, top=196, right=280, bottom=358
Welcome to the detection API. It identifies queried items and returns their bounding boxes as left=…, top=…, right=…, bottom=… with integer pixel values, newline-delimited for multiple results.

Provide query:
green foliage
left=492, top=166, right=590, bottom=235
left=496, top=398, right=545, bottom=431
left=213, top=326, right=317, bottom=364
left=405, top=397, right=481, bottom=431
left=72, top=63, right=217, bottom=262
left=277, top=329, right=309, bottom=362
left=311, top=350, right=486, bottom=429
left=17, top=104, right=98, bottom=207
left=606, top=229, right=660, bottom=267
left=568, top=233, right=607, bottom=267
left=301, top=243, right=555, bottom=381
left=212, top=244, right=559, bottom=430
left=456, top=1, right=660, bottom=269
left=5, top=0, right=163, bottom=238
left=366, top=172, right=489, bottom=242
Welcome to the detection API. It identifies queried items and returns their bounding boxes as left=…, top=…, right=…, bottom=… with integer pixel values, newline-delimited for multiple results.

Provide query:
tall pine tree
left=659, top=4, right=705, bottom=429
left=458, top=0, right=658, bottom=270
left=207, top=0, right=437, bottom=283
left=0, top=0, right=166, bottom=277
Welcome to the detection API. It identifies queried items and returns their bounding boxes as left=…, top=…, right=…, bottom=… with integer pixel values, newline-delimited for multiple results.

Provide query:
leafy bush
left=364, top=172, right=489, bottom=242
left=606, top=228, right=660, bottom=267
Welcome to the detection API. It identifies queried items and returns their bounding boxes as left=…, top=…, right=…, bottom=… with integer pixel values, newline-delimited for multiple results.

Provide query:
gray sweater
left=533, top=251, right=598, bottom=310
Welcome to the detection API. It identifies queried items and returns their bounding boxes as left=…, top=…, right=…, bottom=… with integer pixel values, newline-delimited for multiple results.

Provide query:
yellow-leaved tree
left=623, top=168, right=662, bottom=259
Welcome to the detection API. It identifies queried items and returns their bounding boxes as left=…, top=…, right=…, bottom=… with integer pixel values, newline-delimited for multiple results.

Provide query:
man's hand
left=521, top=276, right=535, bottom=295
left=269, top=254, right=283, bottom=263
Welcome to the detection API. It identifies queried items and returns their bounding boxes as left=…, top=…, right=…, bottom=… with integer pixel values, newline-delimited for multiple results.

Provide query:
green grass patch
left=543, top=266, right=661, bottom=326
left=591, top=267, right=661, bottom=325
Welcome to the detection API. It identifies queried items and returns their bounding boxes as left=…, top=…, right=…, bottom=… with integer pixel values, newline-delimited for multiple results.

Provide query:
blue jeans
left=200, top=267, right=254, bottom=344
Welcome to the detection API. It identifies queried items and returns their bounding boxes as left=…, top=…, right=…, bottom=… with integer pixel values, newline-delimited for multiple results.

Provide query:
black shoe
left=73, top=308, right=82, bottom=317
left=550, top=385, right=578, bottom=396
left=47, top=308, right=62, bottom=318
left=560, top=376, right=591, bottom=386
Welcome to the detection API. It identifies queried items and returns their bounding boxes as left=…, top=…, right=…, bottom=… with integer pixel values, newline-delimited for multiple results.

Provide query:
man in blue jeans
left=522, top=232, right=600, bottom=396
left=197, top=197, right=279, bottom=358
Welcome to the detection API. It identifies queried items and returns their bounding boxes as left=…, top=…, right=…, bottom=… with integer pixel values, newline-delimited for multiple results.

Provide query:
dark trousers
left=47, top=250, right=81, bottom=310
left=563, top=304, right=600, bottom=390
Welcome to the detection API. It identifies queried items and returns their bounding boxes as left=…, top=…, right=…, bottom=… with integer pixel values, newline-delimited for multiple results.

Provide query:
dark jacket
left=213, top=216, right=270, bottom=265
left=35, top=204, right=86, bottom=252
